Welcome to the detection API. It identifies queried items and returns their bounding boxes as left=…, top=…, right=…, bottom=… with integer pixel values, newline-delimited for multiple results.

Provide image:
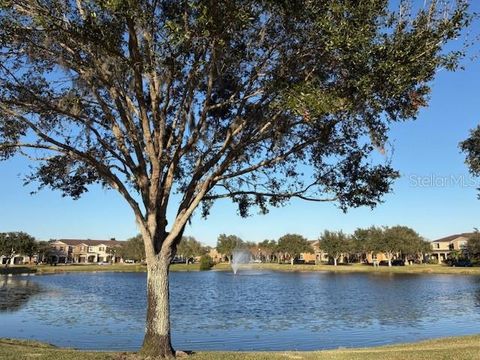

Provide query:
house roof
left=431, top=233, right=476, bottom=243
left=53, top=239, right=124, bottom=247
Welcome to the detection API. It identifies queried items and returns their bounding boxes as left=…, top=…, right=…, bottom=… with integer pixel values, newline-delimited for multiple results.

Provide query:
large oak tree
left=0, top=0, right=469, bottom=357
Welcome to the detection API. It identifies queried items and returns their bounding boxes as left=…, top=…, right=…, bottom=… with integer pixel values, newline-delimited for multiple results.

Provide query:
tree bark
left=141, top=256, right=175, bottom=359
left=334, top=257, right=337, bottom=266
left=290, top=257, right=294, bottom=266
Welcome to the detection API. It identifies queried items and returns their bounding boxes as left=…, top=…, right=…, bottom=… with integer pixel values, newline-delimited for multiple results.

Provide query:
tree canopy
left=0, top=232, right=36, bottom=265
left=319, top=230, right=349, bottom=266
left=461, top=126, right=480, bottom=197
left=116, top=234, right=146, bottom=262
left=466, top=231, right=480, bottom=264
left=216, top=234, right=244, bottom=262
left=176, top=236, right=205, bottom=263
left=277, top=233, right=312, bottom=265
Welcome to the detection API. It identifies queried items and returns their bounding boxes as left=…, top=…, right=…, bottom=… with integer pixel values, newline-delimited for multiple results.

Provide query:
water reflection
left=0, top=276, right=41, bottom=311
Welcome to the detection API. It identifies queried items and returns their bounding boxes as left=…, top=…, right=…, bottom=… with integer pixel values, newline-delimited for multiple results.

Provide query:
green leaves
left=0, top=0, right=472, bottom=233
left=319, top=230, right=349, bottom=259
left=277, top=234, right=312, bottom=259
left=216, top=234, right=244, bottom=258
left=0, top=232, right=36, bottom=258
left=176, top=236, right=205, bottom=261
left=461, top=125, right=480, bottom=198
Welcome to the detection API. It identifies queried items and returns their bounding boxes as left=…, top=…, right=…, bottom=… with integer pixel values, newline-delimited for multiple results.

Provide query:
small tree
left=199, top=255, right=214, bottom=270
left=35, top=241, right=52, bottom=264
left=466, top=231, right=480, bottom=264
left=319, top=230, right=349, bottom=266
left=277, top=234, right=312, bottom=265
left=0, top=232, right=36, bottom=267
left=351, top=228, right=372, bottom=263
left=258, top=239, right=277, bottom=262
left=392, top=226, right=427, bottom=264
left=117, top=235, right=146, bottom=263
left=176, top=236, right=205, bottom=264
left=370, top=226, right=405, bottom=267
left=216, top=234, right=244, bottom=263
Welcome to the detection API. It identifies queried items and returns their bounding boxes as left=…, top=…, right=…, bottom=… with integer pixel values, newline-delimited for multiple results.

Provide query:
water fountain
left=231, top=249, right=251, bottom=274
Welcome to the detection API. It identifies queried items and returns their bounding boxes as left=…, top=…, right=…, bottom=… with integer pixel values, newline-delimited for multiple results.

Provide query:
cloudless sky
left=1, top=2, right=480, bottom=246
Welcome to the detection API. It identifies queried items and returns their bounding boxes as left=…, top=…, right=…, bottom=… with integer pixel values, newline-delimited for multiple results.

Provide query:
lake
left=1, top=270, right=480, bottom=351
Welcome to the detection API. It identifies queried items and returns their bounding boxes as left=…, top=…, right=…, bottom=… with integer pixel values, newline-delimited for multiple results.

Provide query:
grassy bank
left=1, top=335, right=480, bottom=360
left=224, top=262, right=480, bottom=275
left=2, top=262, right=480, bottom=275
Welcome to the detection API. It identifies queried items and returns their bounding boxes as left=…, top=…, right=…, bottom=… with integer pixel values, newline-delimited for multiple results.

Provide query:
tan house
left=0, top=254, right=33, bottom=265
left=304, top=240, right=395, bottom=265
left=300, top=241, right=329, bottom=264
left=207, top=248, right=223, bottom=263
left=430, top=233, right=474, bottom=264
left=365, top=252, right=391, bottom=264
left=49, top=239, right=124, bottom=264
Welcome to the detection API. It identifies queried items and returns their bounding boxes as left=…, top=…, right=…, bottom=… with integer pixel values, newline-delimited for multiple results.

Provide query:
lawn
left=1, top=335, right=480, bottom=360
left=2, top=262, right=480, bottom=275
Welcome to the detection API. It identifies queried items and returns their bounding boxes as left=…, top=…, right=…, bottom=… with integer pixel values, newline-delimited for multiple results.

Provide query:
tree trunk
left=334, top=257, right=337, bottom=266
left=141, top=256, right=175, bottom=359
left=388, top=256, right=392, bottom=267
left=290, top=257, right=294, bottom=266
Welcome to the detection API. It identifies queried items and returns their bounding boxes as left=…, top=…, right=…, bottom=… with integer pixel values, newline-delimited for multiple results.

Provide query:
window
left=88, top=246, right=93, bottom=252
left=434, top=243, right=440, bottom=249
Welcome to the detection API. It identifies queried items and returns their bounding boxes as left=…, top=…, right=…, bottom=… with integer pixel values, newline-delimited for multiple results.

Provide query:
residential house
left=365, top=252, right=391, bottom=264
left=208, top=248, right=225, bottom=263
left=299, top=241, right=329, bottom=264
left=303, top=240, right=393, bottom=265
left=48, top=239, right=124, bottom=264
left=430, top=233, right=474, bottom=263
left=0, top=254, right=32, bottom=265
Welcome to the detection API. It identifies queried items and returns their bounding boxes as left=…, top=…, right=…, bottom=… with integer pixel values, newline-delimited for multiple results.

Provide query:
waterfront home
left=48, top=239, right=124, bottom=264
left=430, top=233, right=474, bottom=264
left=300, top=241, right=328, bottom=264
left=207, top=248, right=224, bottom=263
left=0, top=254, right=32, bottom=265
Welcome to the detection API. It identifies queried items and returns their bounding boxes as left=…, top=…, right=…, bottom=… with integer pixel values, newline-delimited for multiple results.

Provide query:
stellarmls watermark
left=408, top=174, right=479, bottom=188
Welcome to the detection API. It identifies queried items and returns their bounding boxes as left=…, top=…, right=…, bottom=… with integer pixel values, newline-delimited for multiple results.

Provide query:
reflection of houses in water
left=49, top=239, right=124, bottom=264
left=0, top=276, right=41, bottom=311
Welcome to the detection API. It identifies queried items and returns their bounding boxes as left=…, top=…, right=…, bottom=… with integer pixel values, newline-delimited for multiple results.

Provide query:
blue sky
left=1, top=4, right=479, bottom=246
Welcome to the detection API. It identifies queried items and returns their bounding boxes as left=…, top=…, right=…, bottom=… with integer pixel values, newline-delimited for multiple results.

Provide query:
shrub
left=199, top=255, right=213, bottom=271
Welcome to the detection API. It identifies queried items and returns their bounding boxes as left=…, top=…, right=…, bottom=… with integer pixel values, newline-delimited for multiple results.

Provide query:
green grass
left=212, top=262, right=480, bottom=275
left=2, top=262, right=480, bottom=275
left=1, top=335, right=480, bottom=360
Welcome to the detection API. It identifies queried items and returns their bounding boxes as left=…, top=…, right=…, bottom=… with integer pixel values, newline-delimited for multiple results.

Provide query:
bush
left=199, top=255, right=213, bottom=270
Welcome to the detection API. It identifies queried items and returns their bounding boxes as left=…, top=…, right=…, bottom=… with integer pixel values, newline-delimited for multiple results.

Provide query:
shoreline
left=1, top=334, right=480, bottom=359
left=2, top=262, right=480, bottom=276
